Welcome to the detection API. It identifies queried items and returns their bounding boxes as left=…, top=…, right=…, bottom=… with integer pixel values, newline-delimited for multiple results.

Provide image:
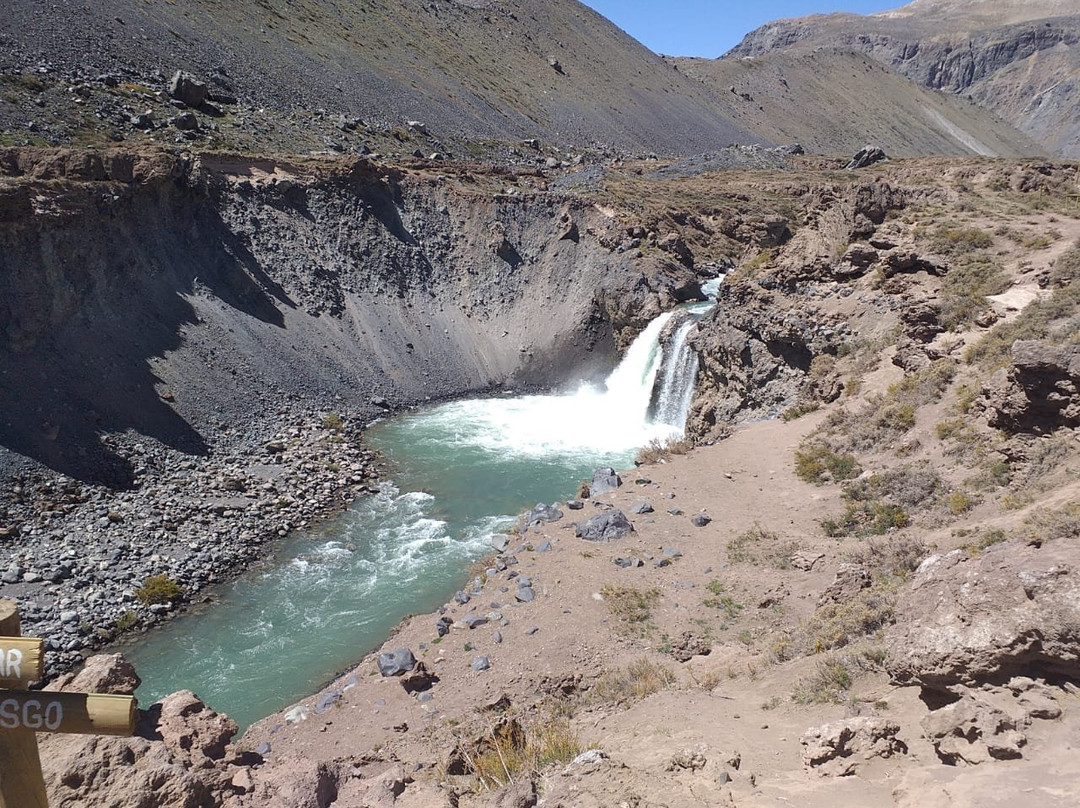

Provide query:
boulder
left=575, top=510, right=633, bottom=542
left=154, top=690, right=237, bottom=765
left=835, top=242, right=878, bottom=278
left=521, top=502, right=563, bottom=527
left=47, top=653, right=140, bottom=695
left=400, top=662, right=438, bottom=694
left=41, top=735, right=217, bottom=808
left=167, top=71, right=208, bottom=108
left=377, top=647, right=416, bottom=677
left=846, top=145, right=887, bottom=170
left=39, top=672, right=238, bottom=807
left=170, top=112, right=198, bottom=131
left=801, top=716, right=906, bottom=776
left=885, top=543, right=1080, bottom=691
left=590, top=467, right=622, bottom=495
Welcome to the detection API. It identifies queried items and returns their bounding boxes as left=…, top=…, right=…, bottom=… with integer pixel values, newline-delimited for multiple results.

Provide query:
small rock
left=471, top=656, right=491, bottom=672
left=515, top=586, right=535, bottom=603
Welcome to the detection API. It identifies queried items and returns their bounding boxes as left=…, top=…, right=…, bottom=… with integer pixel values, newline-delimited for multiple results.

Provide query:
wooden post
left=0, top=599, right=49, bottom=808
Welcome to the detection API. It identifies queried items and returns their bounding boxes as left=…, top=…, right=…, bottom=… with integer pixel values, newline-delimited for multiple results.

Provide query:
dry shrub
left=926, top=223, right=994, bottom=255
left=842, top=463, right=943, bottom=511
left=466, top=715, right=588, bottom=790
left=635, top=436, right=694, bottom=465
left=821, top=501, right=909, bottom=538
left=792, top=657, right=855, bottom=704
left=1049, top=239, right=1080, bottom=287
left=804, top=581, right=899, bottom=652
left=593, top=658, right=676, bottom=705
left=794, top=443, right=860, bottom=484
left=1023, top=501, right=1080, bottom=544
left=844, top=535, right=928, bottom=580
left=727, top=524, right=799, bottom=568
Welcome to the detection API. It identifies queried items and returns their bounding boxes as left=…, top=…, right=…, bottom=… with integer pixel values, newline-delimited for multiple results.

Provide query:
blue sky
left=580, top=1, right=904, bottom=58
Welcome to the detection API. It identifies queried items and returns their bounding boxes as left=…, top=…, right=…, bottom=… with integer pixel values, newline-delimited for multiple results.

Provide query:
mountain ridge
left=726, top=0, right=1080, bottom=157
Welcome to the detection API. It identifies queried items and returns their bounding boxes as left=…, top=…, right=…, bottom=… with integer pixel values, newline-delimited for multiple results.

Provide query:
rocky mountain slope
left=672, top=48, right=1040, bottom=158
left=725, top=0, right=1080, bottom=157
left=0, top=0, right=759, bottom=156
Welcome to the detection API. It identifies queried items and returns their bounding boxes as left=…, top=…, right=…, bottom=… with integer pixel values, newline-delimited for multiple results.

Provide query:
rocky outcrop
left=980, top=340, right=1080, bottom=433
left=687, top=281, right=842, bottom=437
left=39, top=654, right=246, bottom=808
left=922, top=691, right=1027, bottom=765
left=0, top=147, right=668, bottom=489
left=885, top=542, right=1080, bottom=691
left=801, top=716, right=906, bottom=776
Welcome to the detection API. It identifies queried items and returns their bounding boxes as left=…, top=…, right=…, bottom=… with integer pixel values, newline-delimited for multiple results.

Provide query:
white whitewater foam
left=427, top=312, right=683, bottom=457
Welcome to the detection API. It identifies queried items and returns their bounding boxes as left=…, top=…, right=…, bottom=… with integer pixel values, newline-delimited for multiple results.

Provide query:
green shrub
left=822, top=501, right=910, bottom=538
left=795, top=444, right=861, bottom=484
left=321, top=412, right=345, bottom=431
left=135, top=574, right=182, bottom=605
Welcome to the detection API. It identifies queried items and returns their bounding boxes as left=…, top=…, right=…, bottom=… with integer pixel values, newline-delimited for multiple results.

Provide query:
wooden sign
left=0, top=691, right=135, bottom=736
left=0, top=599, right=138, bottom=808
left=0, top=637, right=45, bottom=688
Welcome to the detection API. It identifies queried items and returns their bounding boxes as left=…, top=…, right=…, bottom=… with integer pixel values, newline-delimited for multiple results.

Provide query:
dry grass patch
left=593, top=658, right=676, bottom=705
left=1023, top=501, right=1080, bottom=544
left=792, top=657, right=856, bottom=704
left=726, top=524, right=799, bottom=569
left=463, top=714, right=589, bottom=791
left=817, top=360, right=957, bottom=453
left=601, top=584, right=660, bottom=631
left=968, top=279, right=1080, bottom=369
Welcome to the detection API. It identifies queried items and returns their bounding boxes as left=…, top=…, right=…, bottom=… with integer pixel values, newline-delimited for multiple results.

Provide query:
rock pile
left=0, top=410, right=379, bottom=676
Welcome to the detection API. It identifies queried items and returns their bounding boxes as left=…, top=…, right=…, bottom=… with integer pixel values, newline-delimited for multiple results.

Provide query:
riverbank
left=0, top=405, right=380, bottom=677
left=152, top=407, right=1080, bottom=807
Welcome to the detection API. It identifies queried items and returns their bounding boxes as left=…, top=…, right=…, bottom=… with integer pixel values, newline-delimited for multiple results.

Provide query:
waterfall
left=126, top=294, right=719, bottom=730
left=650, top=317, right=699, bottom=429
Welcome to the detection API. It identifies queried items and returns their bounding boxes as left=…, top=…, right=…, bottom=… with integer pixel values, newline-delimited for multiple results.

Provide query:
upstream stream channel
left=124, top=287, right=718, bottom=732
